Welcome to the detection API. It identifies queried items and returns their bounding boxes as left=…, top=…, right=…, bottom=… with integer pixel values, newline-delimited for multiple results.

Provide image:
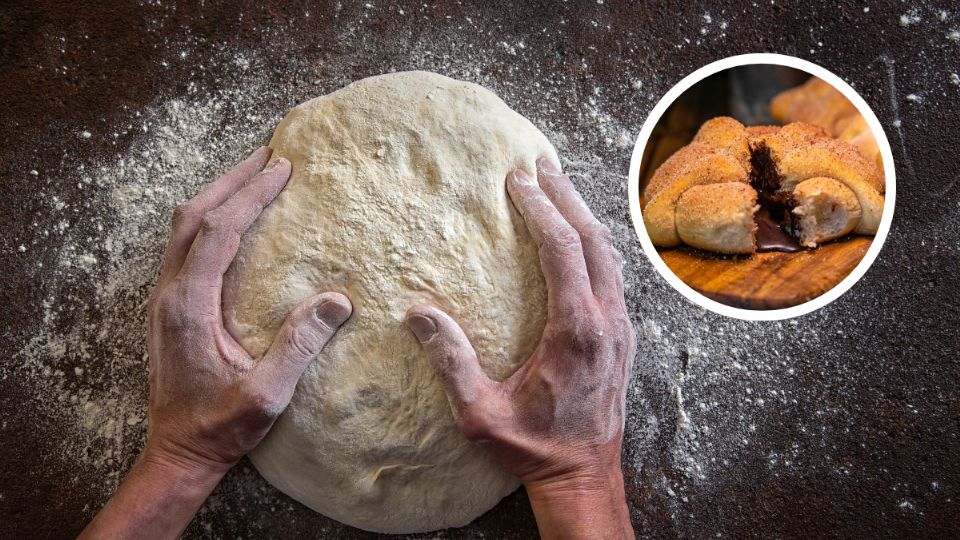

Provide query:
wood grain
left=659, top=236, right=872, bottom=310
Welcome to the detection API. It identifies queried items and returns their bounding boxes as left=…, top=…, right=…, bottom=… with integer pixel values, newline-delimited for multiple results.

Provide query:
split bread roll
left=791, top=177, right=862, bottom=247
left=641, top=116, right=885, bottom=254
left=755, top=122, right=884, bottom=234
left=771, top=77, right=884, bottom=174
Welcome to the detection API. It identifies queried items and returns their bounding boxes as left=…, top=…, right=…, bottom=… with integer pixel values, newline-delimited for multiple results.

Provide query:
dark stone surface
left=1, top=0, right=958, bottom=538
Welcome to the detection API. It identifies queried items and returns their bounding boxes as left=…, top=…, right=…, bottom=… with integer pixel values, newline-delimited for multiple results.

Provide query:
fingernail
left=265, top=157, right=288, bottom=170
left=513, top=169, right=535, bottom=186
left=316, top=299, right=351, bottom=328
left=406, top=314, right=437, bottom=342
left=538, top=159, right=561, bottom=175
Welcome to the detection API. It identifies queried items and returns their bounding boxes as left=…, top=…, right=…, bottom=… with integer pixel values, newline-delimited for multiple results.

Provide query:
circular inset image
left=629, top=53, right=895, bottom=320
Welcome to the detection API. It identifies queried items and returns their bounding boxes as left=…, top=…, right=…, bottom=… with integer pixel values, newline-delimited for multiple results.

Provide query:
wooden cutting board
left=659, top=236, right=872, bottom=310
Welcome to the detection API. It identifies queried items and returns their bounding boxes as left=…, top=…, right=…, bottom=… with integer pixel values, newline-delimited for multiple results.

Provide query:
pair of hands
left=83, top=147, right=636, bottom=539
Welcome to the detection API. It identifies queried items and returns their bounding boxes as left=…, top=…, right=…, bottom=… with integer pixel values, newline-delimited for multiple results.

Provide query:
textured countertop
left=1, top=1, right=958, bottom=538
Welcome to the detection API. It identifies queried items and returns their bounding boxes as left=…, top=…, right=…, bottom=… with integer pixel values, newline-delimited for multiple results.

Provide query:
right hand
left=404, top=159, right=636, bottom=493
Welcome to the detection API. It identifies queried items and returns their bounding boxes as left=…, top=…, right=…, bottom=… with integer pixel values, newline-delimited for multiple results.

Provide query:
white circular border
left=628, top=53, right=896, bottom=321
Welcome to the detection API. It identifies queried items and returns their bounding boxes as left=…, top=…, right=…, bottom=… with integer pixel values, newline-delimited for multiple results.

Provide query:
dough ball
left=223, top=72, right=556, bottom=533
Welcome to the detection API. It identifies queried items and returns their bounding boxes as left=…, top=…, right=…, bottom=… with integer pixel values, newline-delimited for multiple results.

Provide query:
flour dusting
left=6, top=1, right=957, bottom=537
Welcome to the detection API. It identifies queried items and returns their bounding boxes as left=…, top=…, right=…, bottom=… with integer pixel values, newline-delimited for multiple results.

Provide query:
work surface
left=1, top=1, right=958, bottom=537
left=660, top=237, right=873, bottom=310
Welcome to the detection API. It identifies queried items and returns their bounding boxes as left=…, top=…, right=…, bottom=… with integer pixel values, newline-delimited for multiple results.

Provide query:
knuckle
left=607, top=315, right=636, bottom=354
left=608, top=313, right=630, bottom=335
left=198, top=209, right=243, bottom=247
left=560, top=312, right=607, bottom=356
left=544, top=227, right=582, bottom=255
left=240, top=387, right=285, bottom=424
left=582, top=310, right=608, bottom=336
left=607, top=331, right=629, bottom=357
left=585, top=222, right=614, bottom=245
left=198, top=212, right=223, bottom=236
left=285, top=326, right=322, bottom=359
left=153, top=289, right=182, bottom=320
left=152, top=285, right=211, bottom=333
left=171, top=202, right=198, bottom=229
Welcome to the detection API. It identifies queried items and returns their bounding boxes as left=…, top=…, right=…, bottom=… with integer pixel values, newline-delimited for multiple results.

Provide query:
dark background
left=2, top=1, right=958, bottom=538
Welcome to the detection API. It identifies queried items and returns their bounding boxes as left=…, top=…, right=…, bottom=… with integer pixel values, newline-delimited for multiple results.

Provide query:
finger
left=506, top=169, right=592, bottom=314
left=405, top=305, right=494, bottom=415
left=159, top=146, right=272, bottom=286
left=255, top=292, right=352, bottom=396
left=178, top=157, right=292, bottom=301
left=536, top=159, right=626, bottom=307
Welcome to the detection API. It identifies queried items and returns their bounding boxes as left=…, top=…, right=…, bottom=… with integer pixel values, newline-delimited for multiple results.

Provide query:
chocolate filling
left=749, top=142, right=802, bottom=252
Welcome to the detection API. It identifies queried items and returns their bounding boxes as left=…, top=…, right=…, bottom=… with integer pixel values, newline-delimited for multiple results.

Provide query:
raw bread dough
left=222, top=72, right=556, bottom=533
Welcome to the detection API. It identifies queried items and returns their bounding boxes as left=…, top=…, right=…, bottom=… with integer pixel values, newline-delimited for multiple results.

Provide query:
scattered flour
left=9, top=32, right=661, bottom=531
left=900, top=10, right=923, bottom=27
left=7, top=1, right=956, bottom=536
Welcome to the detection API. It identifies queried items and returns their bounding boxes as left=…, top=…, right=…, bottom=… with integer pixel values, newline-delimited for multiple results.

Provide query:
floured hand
left=82, top=147, right=352, bottom=540
left=406, top=159, right=636, bottom=539
left=144, top=147, right=353, bottom=471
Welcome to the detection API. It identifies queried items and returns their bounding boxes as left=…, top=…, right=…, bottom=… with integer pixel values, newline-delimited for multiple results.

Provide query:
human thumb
left=259, top=292, right=352, bottom=389
left=405, top=305, right=493, bottom=413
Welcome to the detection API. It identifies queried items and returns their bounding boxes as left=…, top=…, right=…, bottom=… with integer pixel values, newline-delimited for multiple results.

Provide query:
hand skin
left=80, top=147, right=353, bottom=540
left=405, top=159, right=637, bottom=539
left=82, top=151, right=633, bottom=539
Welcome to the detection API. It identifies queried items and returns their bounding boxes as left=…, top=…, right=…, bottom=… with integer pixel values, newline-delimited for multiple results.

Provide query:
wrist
left=140, top=438, right=234, bottom=482
left=79, top=441, right=229, bottom=539
left=524, top=464, right=626, bottom=504
left=524, top=466, right=633, bottom=540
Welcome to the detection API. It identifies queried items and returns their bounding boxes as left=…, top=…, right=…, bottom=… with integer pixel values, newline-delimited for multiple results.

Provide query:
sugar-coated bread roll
left=791, top=177, right=862, bottom=247
left=641, top=115, right=885, bottom=254
left=690, top=116, right=751, bottom=170
left=771, top=77, right=857, bottom=134
left=763, top=123, right=884, bottom=235
left=771, top=77, right=884, bottom=176
left=644, top=116, right=752, bottom=203
left=838, top=114, right=883, bottom=178
left=642, top=119, right=751, bottom=247
left=676, top=182, right=758, bottom=254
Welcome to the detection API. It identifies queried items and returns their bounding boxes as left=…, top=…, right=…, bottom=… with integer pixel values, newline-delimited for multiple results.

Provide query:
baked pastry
left=771, top=77, right=883, bottom=175
left=753, top=122, right=884, bottom=235
left=771, top=77, right=856, bottom=134
left=642, top=117, right=884, bottom=254
left=676, top=182, right=757, bottom=254
left=838, top=113, right=882, bottom=175
left=642, top=118, right=750, bottom=248
left=791, top=177, right=861, bottom=248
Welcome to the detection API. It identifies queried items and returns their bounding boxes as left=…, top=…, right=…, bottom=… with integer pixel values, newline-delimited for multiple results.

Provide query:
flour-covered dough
left=222, top=72, right=555, bottom=533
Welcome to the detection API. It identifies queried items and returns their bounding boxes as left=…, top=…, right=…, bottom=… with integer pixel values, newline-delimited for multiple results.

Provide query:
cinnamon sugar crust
left=641, top=115, right=885, bottom=253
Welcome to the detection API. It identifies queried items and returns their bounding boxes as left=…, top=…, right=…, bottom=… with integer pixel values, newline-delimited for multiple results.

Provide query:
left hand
left=144, top=147, right=353, bottom=473
left=82, top=146, right=353, bottom=540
